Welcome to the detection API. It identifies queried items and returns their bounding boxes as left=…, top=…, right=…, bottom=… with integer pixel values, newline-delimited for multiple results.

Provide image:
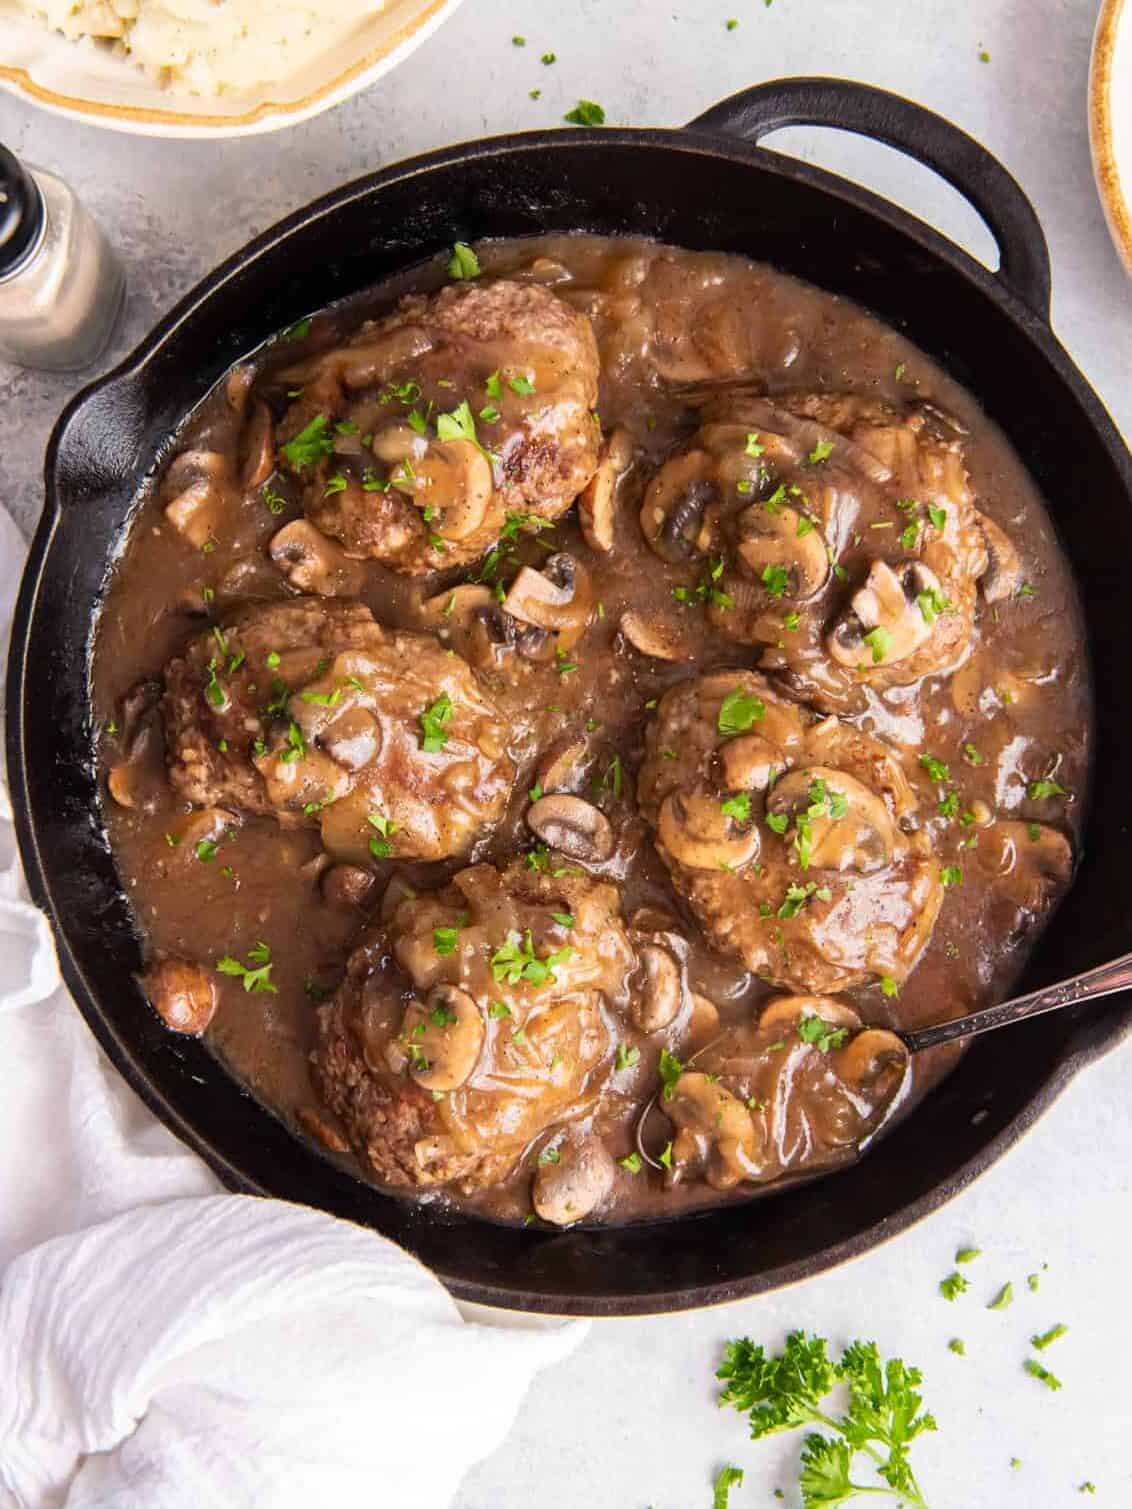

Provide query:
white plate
left=1091, top=0, right=1132, bottom=274
left=0, top=0, right=465, bottom=139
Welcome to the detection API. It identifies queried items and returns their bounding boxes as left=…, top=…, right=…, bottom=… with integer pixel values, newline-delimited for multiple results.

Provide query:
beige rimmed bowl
left=0, top=0, right=465, bottom=139
left=1091, top=0, right=1132, bottom=274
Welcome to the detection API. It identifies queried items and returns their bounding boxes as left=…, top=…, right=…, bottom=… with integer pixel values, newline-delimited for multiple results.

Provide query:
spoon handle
left=902, top=950, right=1132, bottom=1054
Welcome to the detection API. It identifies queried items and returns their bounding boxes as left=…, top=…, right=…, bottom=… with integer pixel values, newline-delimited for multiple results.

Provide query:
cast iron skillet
left=8, top=79, right=1132, bottom=1315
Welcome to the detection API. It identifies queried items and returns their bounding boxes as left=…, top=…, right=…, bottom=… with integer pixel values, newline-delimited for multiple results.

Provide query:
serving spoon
left=634, top=951, right=1132, bottom=1169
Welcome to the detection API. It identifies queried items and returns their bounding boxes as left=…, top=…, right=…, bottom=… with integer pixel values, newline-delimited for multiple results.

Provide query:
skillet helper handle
left=687, top=77, right=1052, bottom=321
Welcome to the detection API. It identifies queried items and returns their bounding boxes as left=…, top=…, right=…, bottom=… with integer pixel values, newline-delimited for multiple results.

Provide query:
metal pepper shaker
left=0, top=144, right=125, bottom=371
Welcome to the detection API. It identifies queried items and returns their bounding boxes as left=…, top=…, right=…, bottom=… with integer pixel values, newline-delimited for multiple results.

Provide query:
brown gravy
left=92, top=235, right=1090, bottom=1226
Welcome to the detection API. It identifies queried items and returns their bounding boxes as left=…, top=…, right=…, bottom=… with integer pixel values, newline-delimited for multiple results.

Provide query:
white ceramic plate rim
left=1090, top=0, right=1132, bottom=274
left=0, top=0, right=465, bottom=138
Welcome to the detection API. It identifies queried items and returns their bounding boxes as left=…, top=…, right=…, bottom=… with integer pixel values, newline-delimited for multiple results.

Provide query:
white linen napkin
left=0, top=504, right=585, bottom=1509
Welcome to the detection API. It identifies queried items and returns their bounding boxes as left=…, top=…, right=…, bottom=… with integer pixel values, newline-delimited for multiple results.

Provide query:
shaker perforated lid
left=0, top=145, right=45, bottom=276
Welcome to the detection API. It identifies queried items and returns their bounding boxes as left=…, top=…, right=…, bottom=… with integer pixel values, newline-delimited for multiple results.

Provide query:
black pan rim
left=9, top=118, right=1132, bottom=1315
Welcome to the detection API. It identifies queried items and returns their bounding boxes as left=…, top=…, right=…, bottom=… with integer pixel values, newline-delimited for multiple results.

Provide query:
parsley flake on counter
left=564, top=99, right=606, bottom=126
left=718, top=687, right=765, bottom=736
left=447, top=242, right=481, bottom=280
left=511, top=33, right=526, bottom=45
left=955, top=1246, right=982, bottom=1264
left=716, top=1332, right=936, bottom=1509
left=948, top=1338, right=966, bottom=1356
left=1024, top=1358, right=1062, bottom=1392
left=216, top=941, right=277, bottom=995
left=541, top=51, right=557, bottom=64
left=713, top=1465, right=743, bottom=1507
left=280, top=414, right=334, bottom=469
left=987, top=1282, right=1014, bottom=1311
left=1031, top=1323, right=1068, bottom=1351
left=419, top=691, right=453, bottom=753
left=940, top=1271, right=969, bottom=1301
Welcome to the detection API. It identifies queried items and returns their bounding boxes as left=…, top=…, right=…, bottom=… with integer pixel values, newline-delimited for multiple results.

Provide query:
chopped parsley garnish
left=276, top=721, right=307, bottom=764
left=761, top=563, right=791, bottom=598
left=880, top=975, right=900, bottom=998
left=862, top=625, right=892, bottom=664
left=941, top=866, right=963, bottom=887
left=901, top=521, right=921, bottom=550
left=920, top=753, right=951, bottom=784
left=658, top=1140, right=674, bottom=1169
left=618, top=1152, right=642, bottom=1173
left=917, top=587, right=953, bottom=624
left=488, top=1001, right=511, bottom=1019
left=323, top=472, right=347, bottom=496
left=367, top=810, right=398, bottom=859
left=436, top=398, right=479, bottom=445
left=508, top=372, right=536, bottom=395
left=940, top=1271, right=969, bottom=1301
left=1027, top=778, right=1066, bottom=800
left=538, top=1145, right=560, bottom=1165
left=716, top=1332, right=936, bottom=1509
left=300, top=686, right=342, bottom=707
left=783, top=610, right=801, bottom=631
left=718, top=687, right=765, bottom=736
left=551, top=911, right=575, bottom=928
left=963, top=742, right=984, bottom=766
left=778, top=881, right=831, bottom=919
left=447, top=242, right=481, bottom=280
left=216, top=941, right=277, bottom=995
left=490, top=930, right=573, bottom=987
left=721, top=791, right=752, bottom=823
left=195, top=839, right=218, bottom=863
left=262, top=486, right=286, bottom=515
left=419, top=692, right=453, bottom=753
left=615, top=1043, right=641, bottom=1071
left=744, top=431, right=765, bottom=457
left=433, top=924, right=462, bottom=956
left=807, top=439, right=834, bottom=464
left=280, top=414, right=334, bottom=469
left=658, top=1046, right=684, bottom=1101
left=564, top=99, right=606, bottom=126
left=1016, top=581, right=1037, bottom=599
left=927, top=504, right=947, bottom=531
left=797, top=1014, right=849, bottom=1052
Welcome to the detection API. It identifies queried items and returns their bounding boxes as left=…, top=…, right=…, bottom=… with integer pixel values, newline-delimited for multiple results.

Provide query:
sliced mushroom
left=766, top=767, right=896, bottom=874
left=975, top=821, right=1073, bottom=909
left=162, top=451, right=231, bottom=548
left=620, top=610, right=693, bottom=662
left=239, top=400, right=275, bottom=491
left=833, top=1027, right=910, bottom=1097
left=657, top=787, right=761, bottom=871
left=734, top=501, right=829, bottom=599
left=503, top=554, right=594, bottom=650
left=419, top=583, right=496, bottom=632
left=577, top=426, right=633, bottom=553
left=270, top=520, right=365, bottom=597
left=322, top=864, right=378, bottom=909
left=403, top=984, right=485, bottom=1093
left=827, top=558, right=941, bottom=670
left=718, top=733, right=789, bottom=793
left=632, top=942, right=686, bottom=1032
left=976, top=513, right=1022, bottom=603
left=143, top=956, right=217, bottom=1036
left=414, top=440, right=494, bottom=541
left=532, top=1135, right=615, bottom=1226
left=756, top=995, right=862, bottom=1035
left=527, top=794, right=614, bottom=863
left=640, top=450, right=718, bottom=562
left=536, top=738, right=591, bottom=794
left=666, top=1073, right=759, bottom=1191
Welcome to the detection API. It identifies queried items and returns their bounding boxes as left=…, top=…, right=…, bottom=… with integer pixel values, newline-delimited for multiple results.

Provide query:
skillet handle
left=688, top=77, right=1052, bottom=321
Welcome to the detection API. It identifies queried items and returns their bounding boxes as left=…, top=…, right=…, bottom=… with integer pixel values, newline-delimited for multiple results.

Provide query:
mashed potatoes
left=12, top=0, right=391, bottom=96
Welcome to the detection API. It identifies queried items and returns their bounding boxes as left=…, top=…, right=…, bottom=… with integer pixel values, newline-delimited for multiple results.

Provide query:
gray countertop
left=3, top=1, right=1130, bottom=1503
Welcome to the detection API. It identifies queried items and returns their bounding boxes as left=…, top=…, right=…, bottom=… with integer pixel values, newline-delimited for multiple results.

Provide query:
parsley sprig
left=717, top=1332, right=936, bottom=1508
left=216, top=941, right=277, bottom=995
